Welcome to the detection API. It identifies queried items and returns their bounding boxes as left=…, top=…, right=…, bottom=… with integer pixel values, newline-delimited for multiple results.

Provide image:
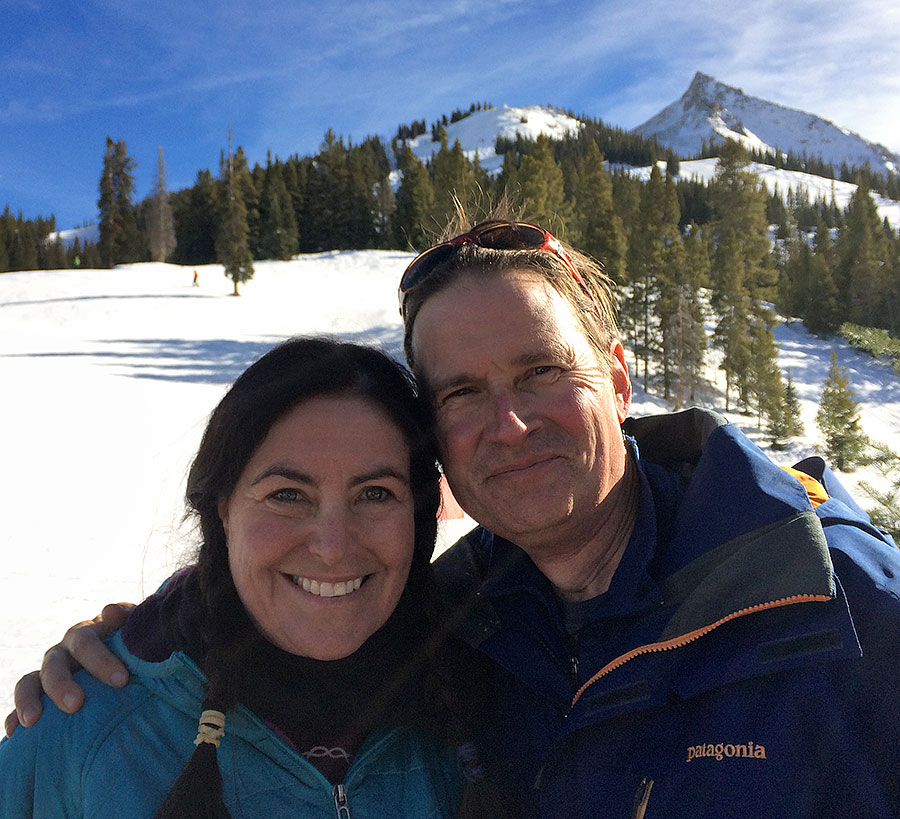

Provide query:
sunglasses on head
left=398, top=221, right=603, bottom=320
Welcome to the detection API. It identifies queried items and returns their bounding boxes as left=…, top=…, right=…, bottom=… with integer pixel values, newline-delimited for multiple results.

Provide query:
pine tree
left=804, top=219, right=842, bottom=334
left=0, top=212, right=9, bottom=272
left=816, top=350, right=867, bottom=470
left=856, top=442, right=900, bottom=538
left=147, top=146, right=176, bottom=262
left=782, top=371, right=805, bottom=437
left=43, top=236, right=66, bottom=270
left=836, top=182, right=889, bottom=329
left=431, top=137, right=478, bottom=230
left=68, top=236, right=82, bottom=269
left=282, top=158, right=307, bottom=251
left=393, top=145, right=436, bottom=250
left=573, top=142, right=627, bottom=283
left=97, top=137, right=142, bottom=267
left=777, top=232, right=808, bottom=320
left=709, top=139, right=775, bottom=302
left=373, top=176, right=396, bottom=248
left=304, top=130, right=350, bottom=250
left=343, top=144, right=379, bottom=249
left=257, top=155, right=299, bottom=260
left=517, top=136, right=570, bottom=237
left=655, top=171, right=686, bottom=402
left=709, top=140, right=778, bottom=411
left=712, top=228, right=752, bottom=410
left=172, top=169, right=218, bottom=265
left=495, top=150, right=520, bottom=202
left=748, top=316, right=782, bottom=428
left=887, top=225, right=900, bottom=335
left=216, top=129, right=254, bottom=296
left=766, top=369, right=806, bottom=451
left=624, top=164, right=667, bottom=391
left=672, top=223, right=710, bottom=408
left=7, top=212, right=39, bottom=271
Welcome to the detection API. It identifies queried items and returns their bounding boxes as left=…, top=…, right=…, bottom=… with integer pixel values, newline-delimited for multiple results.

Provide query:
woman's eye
left=269, top=488, right=302, bottom=503
left=362, top=486, right=392, bottom=502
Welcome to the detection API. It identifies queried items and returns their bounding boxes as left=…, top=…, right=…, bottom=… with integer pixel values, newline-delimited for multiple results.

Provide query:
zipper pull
left=333, top=782, right=352, bottom=819
left=570, top=654, right=579, bottom=689
left=630, top=777, right=654, bottom=819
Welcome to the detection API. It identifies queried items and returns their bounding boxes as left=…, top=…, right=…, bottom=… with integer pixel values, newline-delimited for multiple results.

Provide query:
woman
left=0, top=337, right=504, bottom=818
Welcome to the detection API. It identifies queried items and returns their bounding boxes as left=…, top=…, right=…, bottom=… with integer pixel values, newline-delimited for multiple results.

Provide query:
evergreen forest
left=3, top=104, right=900, bottom=436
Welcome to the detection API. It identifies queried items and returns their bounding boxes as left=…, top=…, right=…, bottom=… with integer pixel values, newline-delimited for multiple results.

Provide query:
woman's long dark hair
left=154, top=337, right=514, bottom=818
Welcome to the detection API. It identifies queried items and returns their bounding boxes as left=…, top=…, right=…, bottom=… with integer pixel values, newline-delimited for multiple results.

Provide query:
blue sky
left=3, top=0, right=899, bottom=229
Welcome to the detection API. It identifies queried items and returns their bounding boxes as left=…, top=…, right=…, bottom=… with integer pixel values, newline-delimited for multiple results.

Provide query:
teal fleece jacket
left=0, top=631, right=464, bottom=818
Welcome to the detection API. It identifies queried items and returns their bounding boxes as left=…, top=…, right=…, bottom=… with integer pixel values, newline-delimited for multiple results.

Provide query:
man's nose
left=485, top=388, right=537, bottom=445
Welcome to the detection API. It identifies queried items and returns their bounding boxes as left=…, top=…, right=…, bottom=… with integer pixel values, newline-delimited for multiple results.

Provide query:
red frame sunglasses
left=398, top=221, right=603, bottom=320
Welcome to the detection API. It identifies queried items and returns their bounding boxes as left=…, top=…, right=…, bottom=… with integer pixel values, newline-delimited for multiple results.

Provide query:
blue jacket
left=0, top=631, right=464, bottom=818
left=435, top=409, right=900, bottom=818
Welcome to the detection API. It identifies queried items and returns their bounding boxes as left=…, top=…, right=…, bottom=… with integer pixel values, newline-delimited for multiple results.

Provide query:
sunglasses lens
left=400, top=243, right=456, bottom=293
left=477, top=223, right=546, bottom=251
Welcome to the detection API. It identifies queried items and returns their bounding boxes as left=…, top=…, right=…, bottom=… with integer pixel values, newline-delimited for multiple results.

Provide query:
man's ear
left=609, top=338, right=632, bottom=424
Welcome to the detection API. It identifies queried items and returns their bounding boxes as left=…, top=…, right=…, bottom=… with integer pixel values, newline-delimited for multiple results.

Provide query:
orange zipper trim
left=571, top=593, right=832, bottom=708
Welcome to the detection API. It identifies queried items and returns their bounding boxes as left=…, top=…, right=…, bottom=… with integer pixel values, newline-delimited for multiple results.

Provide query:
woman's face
left=219, top=395, right=417, bottom=661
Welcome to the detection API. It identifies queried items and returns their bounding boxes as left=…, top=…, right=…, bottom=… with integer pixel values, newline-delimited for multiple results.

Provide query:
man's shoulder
left=624, top=407, right=727, bottom=472
left=433, top=528, right=503, bottom=647
left=433, top=527, right=491, bottom=589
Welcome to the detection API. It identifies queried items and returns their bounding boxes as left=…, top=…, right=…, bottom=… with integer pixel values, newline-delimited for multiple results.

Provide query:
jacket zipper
left=630, top=777, right=654, bottom=819
left=333, top=783, right=351, bottom=818
left=571, top=592, right=831, bottom=708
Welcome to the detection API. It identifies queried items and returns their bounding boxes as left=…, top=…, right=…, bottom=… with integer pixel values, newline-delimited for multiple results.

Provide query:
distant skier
left=192, top=270, right=199, bottom=287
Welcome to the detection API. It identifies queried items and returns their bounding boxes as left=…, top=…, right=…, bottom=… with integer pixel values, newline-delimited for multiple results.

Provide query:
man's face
left=411, top=270, right=632, bottom=555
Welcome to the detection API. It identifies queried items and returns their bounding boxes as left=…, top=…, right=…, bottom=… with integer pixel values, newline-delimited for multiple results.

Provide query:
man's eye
left=442, top=386, right=475, bottom=403
left=530, top=365, right=559, bottom=378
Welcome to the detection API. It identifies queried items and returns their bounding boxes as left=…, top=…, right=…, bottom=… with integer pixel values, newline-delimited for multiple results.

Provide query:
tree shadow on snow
left=2, top=327, right=407, bottom=386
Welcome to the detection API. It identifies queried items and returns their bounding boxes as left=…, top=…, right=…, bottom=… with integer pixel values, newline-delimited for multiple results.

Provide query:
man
left=9, top=219, right=900, bottom=817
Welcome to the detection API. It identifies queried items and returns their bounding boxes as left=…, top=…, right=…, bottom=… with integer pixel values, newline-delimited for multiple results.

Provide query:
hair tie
left=457, top=741, right=485, bottom=783
left=193, top=709, right=226, bottom=748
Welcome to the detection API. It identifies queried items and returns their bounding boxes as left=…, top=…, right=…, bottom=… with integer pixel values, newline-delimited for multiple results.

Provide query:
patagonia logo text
left=686, top=742, right=767, bottom=763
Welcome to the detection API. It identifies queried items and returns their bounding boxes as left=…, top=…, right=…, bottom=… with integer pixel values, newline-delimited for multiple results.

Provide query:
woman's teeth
left=292, top=576, right=364, bottom=598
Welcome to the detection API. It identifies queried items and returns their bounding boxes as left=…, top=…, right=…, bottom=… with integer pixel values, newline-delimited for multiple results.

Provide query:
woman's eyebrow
left=350, top=466, right=409, bottom=486
left=250, top=466, right=315, bottom=487
left=250, top=465, right=409, bottom=487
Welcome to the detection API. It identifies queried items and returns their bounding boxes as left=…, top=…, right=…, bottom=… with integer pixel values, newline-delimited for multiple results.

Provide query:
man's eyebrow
left=428, top=373, right=476, bottom=396
left=427, top=345, right=575, bottom=396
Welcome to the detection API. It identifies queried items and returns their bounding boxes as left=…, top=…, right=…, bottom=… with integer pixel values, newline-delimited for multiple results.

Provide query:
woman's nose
left=305, top=506, right=355, bottom=565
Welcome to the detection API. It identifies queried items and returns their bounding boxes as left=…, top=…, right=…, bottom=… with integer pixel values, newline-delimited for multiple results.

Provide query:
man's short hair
left=401, top=211, right=620, bottom=375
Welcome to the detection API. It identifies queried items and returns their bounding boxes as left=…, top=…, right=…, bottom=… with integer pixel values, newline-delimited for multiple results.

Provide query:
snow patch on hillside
left=622, top=158, right=900, bottom=228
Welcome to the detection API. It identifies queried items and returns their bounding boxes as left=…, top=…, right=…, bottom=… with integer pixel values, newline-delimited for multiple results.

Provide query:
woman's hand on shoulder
left=5, top=603, right=135, bottom=737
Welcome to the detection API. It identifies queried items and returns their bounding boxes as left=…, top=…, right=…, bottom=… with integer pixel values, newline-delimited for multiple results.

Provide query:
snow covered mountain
left=635, top=72, right=899, bottom=175
left=388, top=104, right=581, bottom=189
